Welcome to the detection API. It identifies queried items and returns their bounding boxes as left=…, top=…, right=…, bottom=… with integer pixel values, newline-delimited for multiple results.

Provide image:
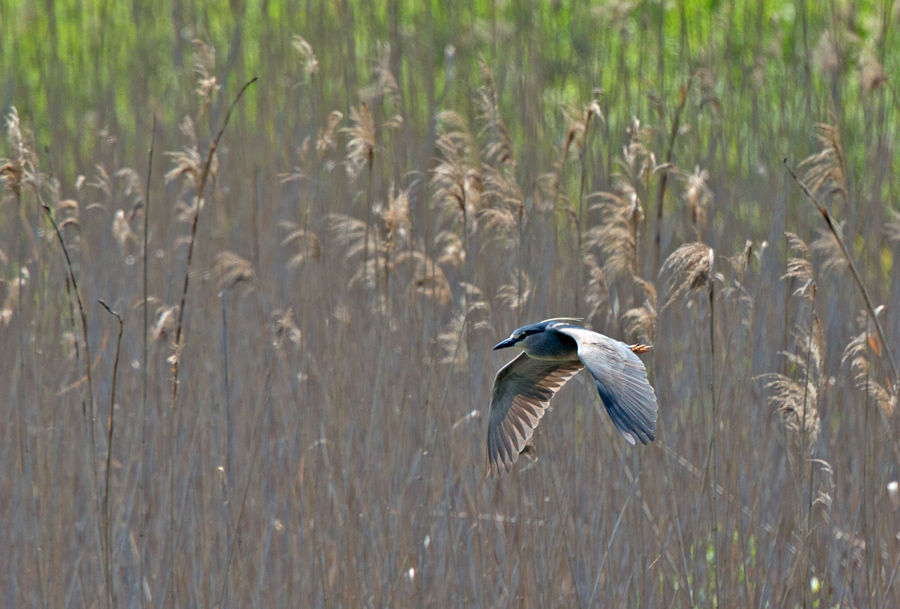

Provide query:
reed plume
left=395, top=247, right=452, bottom=305
left=621, top=277, right=657, bottom=345
left=344, top=103, right=376, bottom=181
left=765, top=232, right=823, bottom=458
left=842, top=310, right=897, bottom=418
left=192, top=38, right=220, bottom=117
left=679, top=166, right=712, bottom=240
left=437, top=283, right=491, bottom=368
left=659, top=242, right=714, bottom=309
left=800, top=122, right=847, bottom=203
left=765, top=316, right=825, bottom=457
left=213, top=251, right=255, bottom=293
left=433, top=111, right=482, bottom=231
left=280, top=222, right=321, bottom=268
left=292, top=35, right=319, bottom=77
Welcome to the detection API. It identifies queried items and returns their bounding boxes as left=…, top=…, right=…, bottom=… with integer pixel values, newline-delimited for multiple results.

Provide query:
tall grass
left=2, top=1, right=900, bottom=607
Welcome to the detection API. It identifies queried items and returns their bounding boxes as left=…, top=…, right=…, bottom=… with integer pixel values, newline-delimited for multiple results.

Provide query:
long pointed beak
left=493, top=337, right=518, bottom=350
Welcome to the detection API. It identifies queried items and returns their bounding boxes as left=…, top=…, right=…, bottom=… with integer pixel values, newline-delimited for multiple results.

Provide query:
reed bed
left=2, top=1, right=900, bottom=607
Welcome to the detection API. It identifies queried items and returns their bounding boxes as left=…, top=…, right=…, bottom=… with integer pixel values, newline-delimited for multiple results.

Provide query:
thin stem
left=785, top=159, right=899, bottom=386
left=40, top=200, right=101, bottom=606
left=800, top=304, right=816, bottom=609
left=170, top=76, right=258, bottom=402
left=546, top=462, right=585, bottom=609
left=16, top=187, right=48, bottom=609
left=709, top=277, right=720, bottom=608
left=653, top=73, right=695, bottom=273
left=99, top=300, right=124, bottom=609
left=574, top=108, right=597, bottom=317
left=140, top=114, right=155, bottom=609
left=167, top=75, right=256, bottom=608
left=363, top=146, right=375, bottom=305
left=216, top=352, right=275, bottom=608
left=660, top=434, right=696, bottom=607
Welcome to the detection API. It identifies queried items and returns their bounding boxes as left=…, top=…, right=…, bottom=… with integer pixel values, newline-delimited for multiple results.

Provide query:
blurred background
left=2, top=0, right=900, bottom=607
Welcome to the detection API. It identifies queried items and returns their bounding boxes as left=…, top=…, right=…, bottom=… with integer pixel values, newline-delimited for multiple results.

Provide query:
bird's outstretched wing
left=486, top=352, right=583, bottom=477
left=556, top=327, right=658, bottom=445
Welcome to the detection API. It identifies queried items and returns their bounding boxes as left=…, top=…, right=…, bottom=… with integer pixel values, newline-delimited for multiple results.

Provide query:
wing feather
left=555, top=326, right=659, bottom=445
left=486, top=352, right=583, bottom=477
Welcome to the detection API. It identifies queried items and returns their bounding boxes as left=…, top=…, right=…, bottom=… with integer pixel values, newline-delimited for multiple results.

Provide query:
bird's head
left=493, top=322, right=545, bottom=350
left=493, top=318, right=582, bottom=351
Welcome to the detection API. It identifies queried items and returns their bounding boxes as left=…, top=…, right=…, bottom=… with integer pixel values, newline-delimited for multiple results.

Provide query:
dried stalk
left=140, top=115, right=155, bottom=608
left=170, top=77, right=258, bottom=402
left=167, top=75, right=256, bottom=606
left=41, top=201, right=102, bottom=606
left=98, top=300, right=124, bottom=609
left=784, top=159, right=898, bottom=386
left=653, top=73, right=696, bottom=273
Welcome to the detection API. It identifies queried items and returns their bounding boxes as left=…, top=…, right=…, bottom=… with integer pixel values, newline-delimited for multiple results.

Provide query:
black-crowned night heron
left=486, top=318, right=658, bottom=477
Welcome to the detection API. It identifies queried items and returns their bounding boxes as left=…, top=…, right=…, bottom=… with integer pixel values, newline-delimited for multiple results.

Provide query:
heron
left=486, top=318, right=658, bottom=477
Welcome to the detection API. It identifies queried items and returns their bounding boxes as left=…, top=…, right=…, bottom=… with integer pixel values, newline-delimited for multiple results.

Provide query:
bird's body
left=486, top=318, right=658, bottom=477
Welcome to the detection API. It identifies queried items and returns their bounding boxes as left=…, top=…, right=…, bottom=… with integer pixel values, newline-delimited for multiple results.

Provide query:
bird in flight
left=486, top=318, right=658, bottom=477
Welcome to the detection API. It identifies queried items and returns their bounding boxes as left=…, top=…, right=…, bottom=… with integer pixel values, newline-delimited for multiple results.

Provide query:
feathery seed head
left=659, top=242, right=714, bottom=309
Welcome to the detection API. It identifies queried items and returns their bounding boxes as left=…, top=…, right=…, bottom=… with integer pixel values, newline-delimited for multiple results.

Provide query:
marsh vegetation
left=3, top=1, right=900, bottom=606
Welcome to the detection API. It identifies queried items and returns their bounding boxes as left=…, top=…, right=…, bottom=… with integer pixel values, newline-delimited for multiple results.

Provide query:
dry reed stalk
left=139, top=115, right=155, bottom=606
left=1, top=267, right=28, bottom=327
left=168, top=76, right=257, bottom=400
left=707, top=259, right=720, bottom=609
left=432, top=111, right=481, bottom=232
left=41, top=198, right=102, bottom=605
left=653, top=72, right=696, bottom=273
left=216, top=330, right=276, bottom=609
left=574, top=102, right=602, bottom=317
left=550, top=100, right=602, bottom=315
left=787, top=233, right=825, bottom=565
left=164, top=75, right=256, bottom=607
left=784, top=159, right=898, bottom=387
left=2, top=108, right=48, bottom=609
left=660, top=240, right=717, bottom=605
left=475, top=63, right=532, bottom=320
left=380, top=185, right=411, bottom=308
left=327, top=213, right=382, bottom=293
left=344, top=101, right=376, bottom=289
left=770, top=229, right=826, bottom=604
left=98, top=300, right=123, bottom=609
left=614, top=138, right=660, bottom=342
left=778, top=232, right=823, bottom=539
left=766, top=321, right=824, bottom=459
left=586, top=183, right=642, bottom=282
left=432, top=110, right=480, bottom=352
left=476, top=59, right=517, bottom=170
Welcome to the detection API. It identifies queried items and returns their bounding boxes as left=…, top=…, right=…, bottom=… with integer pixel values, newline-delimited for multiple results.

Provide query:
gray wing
left=556, top=327, right=658, bottom=445
left=486, top=352, right=583, bottom=477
